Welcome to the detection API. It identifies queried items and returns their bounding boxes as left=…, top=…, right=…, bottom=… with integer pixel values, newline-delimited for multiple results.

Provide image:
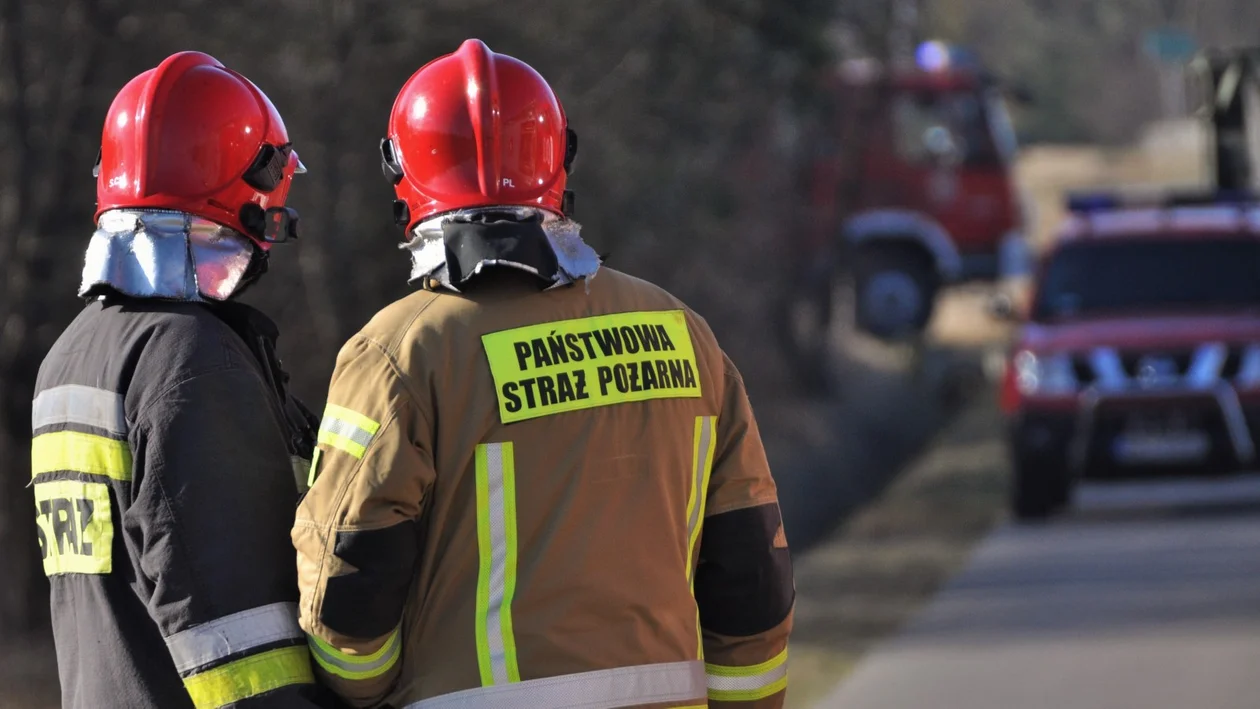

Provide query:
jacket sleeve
left=293, top=335, right=434, bottom=707
left=129, top=367, right=328, bottom=709
left=694, top=353, right=795, bottom=708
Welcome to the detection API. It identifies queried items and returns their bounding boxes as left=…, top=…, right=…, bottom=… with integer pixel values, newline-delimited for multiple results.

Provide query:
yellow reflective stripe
left=182, top=645, right=313, bottom=709
left=705, top=648, right=788, bottom=677
left=308, top=628, right=401, bottom=681
left=686, top=416, right=718, bottom=581
left=475, top=445, right=493, bottom=686
left=31, top=431, right=131, bottom=481
left=317, top=430, right=366, bottom=459
left=687, top=416, right=718, bottom=658
left=501, top=444, right=522, bottom=683
left=323, top=404, right=381, bottom=435
left=707, top=675, right=788, bottom=702
left=318, top=405, right=381, bottom=459
left=706, top=648, right=788, bottom=702
left=475, top=442, right=521, bottom=686
left=307, top=448, right=322, bottom=488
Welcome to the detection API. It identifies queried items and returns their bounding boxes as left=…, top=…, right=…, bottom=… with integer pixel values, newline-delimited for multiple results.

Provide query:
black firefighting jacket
left=30, top=295, right=330, bottom=709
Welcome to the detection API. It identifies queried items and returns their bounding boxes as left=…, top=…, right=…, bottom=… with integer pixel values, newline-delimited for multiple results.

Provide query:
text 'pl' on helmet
left=380, top=38, right=578, bottom=232
left=94, top=51, right=306, bottom=246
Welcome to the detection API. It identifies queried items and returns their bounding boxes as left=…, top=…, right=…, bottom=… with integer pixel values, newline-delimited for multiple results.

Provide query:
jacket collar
left=401, top=207, right=601, bottom=292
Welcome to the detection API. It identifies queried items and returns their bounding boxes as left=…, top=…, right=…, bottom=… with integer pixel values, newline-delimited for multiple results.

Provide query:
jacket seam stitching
left=355, top=336, right=433, bottom=434
left=309, top=407, right=405, bottom=633
left=130, top=363, right=248, bottom=424
left=132, top=367, right=287, bottom=635
left=147, top=442, right=215, bottom=634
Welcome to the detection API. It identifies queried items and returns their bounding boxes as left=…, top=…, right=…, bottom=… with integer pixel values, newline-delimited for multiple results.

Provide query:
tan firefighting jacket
left=294, top=267, right=794, bottom=709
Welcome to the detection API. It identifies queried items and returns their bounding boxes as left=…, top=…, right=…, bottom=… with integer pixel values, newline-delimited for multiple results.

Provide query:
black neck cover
left=440, top=212, right=559, bottom=288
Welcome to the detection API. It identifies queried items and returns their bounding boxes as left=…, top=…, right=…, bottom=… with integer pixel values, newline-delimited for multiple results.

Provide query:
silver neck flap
left=79, top=209, right=259, bottom=302
left=400, top=206, right=601, bottom=292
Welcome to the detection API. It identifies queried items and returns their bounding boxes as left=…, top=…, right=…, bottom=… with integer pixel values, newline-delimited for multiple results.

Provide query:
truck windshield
left=892, top=89, right=1006, bottom=167
left=1033, top=237, right=1260, bottom=321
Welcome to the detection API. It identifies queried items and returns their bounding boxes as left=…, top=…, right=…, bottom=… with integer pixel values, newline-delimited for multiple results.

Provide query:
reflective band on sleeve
left=34, top=480, right=113, bottom=576
left=31, top=431, right=132, bottom=482
left=705, top=648, right=789, bottom=702
left=308, top=627, right=402, bottom=681
left=475, top=442, right=521, bottom=686
left=318, top=405, right=381, bottom=459
left=32, top=385, right=126, bottom=435
left=164, top=602, right=304, bottom=674
left=182, top=645, right=313, bottom=709
left=403, top=660, right=706, bottom=709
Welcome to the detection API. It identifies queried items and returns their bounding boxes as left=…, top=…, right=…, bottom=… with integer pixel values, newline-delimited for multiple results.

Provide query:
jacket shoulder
left=352, top=289, right=444, bottom=353
left=595, top=268, right=719, bottom=343
left=594, top=268, right=689, bottom=309
left=130, top=302, right=250, bottom=369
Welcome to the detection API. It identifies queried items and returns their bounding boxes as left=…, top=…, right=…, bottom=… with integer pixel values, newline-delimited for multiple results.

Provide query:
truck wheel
left=1011, top=452, right=1072, bottom=522
left=853, top=245, right=939, bottom=339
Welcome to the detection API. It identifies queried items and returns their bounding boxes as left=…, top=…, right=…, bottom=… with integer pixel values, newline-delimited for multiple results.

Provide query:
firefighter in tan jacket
left=293, top=39, right=794, bottom=709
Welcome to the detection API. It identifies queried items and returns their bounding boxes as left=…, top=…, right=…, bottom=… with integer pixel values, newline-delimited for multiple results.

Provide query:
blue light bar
left=1066, top=189, right=1260, bottom=213
left=1065, top=193, right=1120, bottom=213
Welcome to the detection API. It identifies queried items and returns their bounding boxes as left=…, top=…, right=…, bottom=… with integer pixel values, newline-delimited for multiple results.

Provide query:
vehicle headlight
left=1013, top=350, right=1077, bottom=395
left=1236, top=345, right=1260, bottom=388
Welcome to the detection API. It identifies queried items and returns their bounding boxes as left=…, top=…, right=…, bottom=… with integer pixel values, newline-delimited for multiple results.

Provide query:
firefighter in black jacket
left=30, top=52, right=330, bottom=708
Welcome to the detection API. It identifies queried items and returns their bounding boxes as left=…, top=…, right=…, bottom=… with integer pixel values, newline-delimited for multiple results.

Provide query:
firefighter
left=294, top=39, right=794, bottom=709
left=31, top=52, right=331, bottom=708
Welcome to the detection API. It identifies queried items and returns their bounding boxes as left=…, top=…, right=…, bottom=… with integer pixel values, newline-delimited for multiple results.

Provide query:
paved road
left=818, top=477, right=1260, bottom=709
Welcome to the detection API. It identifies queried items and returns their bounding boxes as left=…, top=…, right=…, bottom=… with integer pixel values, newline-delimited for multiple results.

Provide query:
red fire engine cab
left=795, top=41, right=1028, bottom=343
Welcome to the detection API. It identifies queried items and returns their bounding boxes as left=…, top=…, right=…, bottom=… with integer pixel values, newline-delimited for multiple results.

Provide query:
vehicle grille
left=1118, top=350, right=1194, bottom=378
left=1072, top=343, right=1243, bottom=390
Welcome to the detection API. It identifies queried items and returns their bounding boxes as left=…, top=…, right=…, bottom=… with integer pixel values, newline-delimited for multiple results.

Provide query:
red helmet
left=95, top=51, right=303, bottom=245
left=381, top=39, right=576, bottom=231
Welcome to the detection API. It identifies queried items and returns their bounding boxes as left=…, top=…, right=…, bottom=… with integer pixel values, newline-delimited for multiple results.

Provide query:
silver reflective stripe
left=320, top=417, right=374, bottom=449
left=404, top=660, right=706, bottom=709
left=164, top=602, right=303, bottom=674
left=707, top=661, right=789, bottom=691
left=687, top=416, right=714, bottom=539
left=32, top=385, right=126, bottom=435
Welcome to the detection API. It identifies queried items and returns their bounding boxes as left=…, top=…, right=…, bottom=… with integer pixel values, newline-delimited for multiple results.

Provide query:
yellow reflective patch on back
left=31, top=431, right=132, bottom=481
left=34, top=480, right=113, bottom=576
left=482, top=310, right=702, bottom=423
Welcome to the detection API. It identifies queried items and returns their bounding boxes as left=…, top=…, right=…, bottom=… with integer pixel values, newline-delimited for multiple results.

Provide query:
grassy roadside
left=786, top=382, right=1011, bottom=708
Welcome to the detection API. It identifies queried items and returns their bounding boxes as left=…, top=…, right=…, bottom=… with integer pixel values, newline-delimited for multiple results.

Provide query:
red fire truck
left=787, top=42, right=1028, bottom=352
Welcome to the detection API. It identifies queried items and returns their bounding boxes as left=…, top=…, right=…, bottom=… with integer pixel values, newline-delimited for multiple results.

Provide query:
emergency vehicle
left=790, top=41, right=1028, bottom=346
left=1002, top=195, right=1260, bottom=519
left=1000, top=47, right=1260, bottom=520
